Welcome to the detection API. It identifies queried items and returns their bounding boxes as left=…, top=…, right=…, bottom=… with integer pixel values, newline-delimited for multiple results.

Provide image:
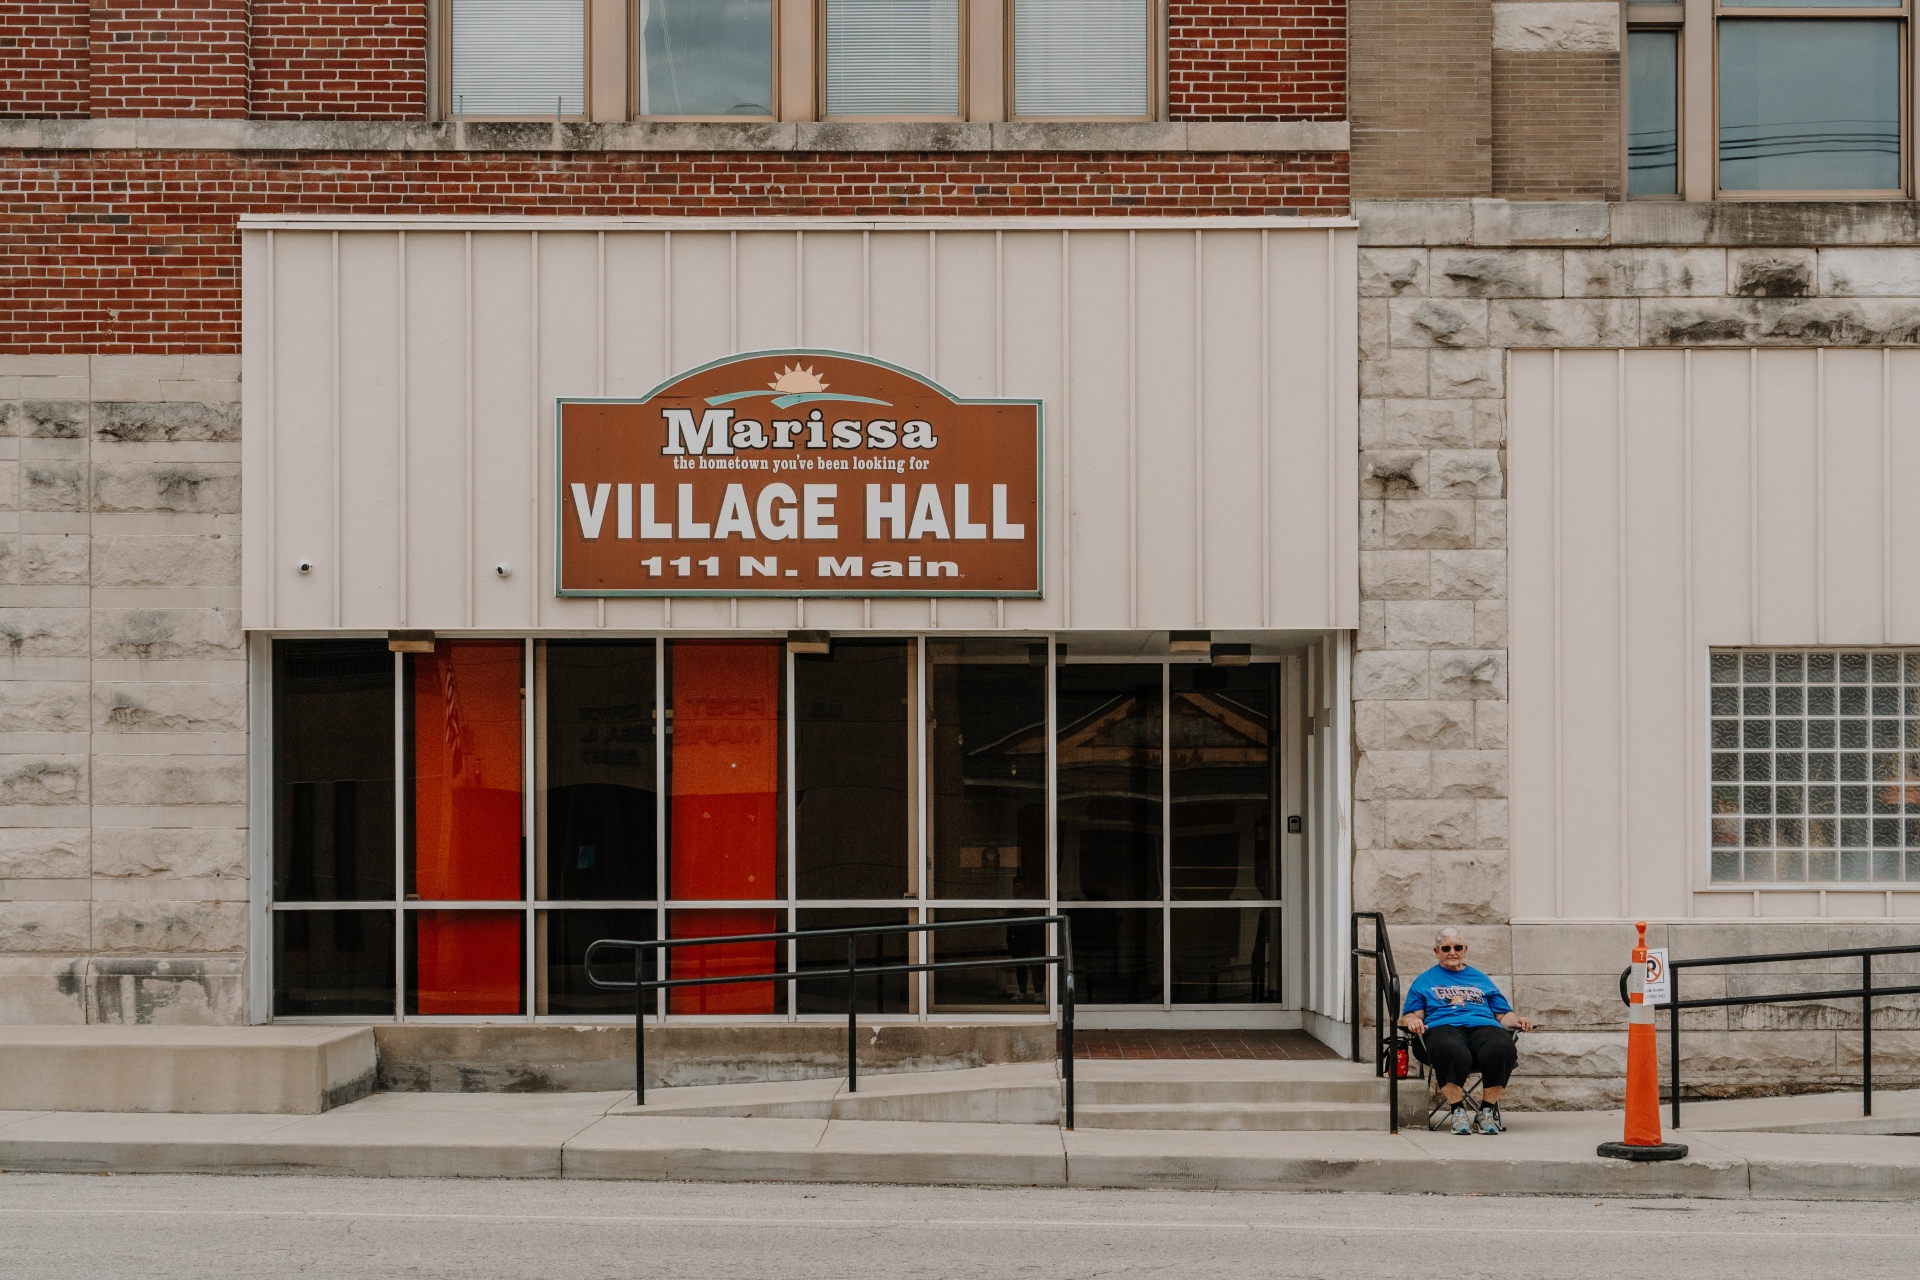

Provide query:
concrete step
left=1075, top=1060, right=1387, bottom=1108
left=0, top=1027, right=376, bottom=1115
left=613, top=1063, right=1061, bottom=1125
left=1074, top=1100, right=1386, bottom=1131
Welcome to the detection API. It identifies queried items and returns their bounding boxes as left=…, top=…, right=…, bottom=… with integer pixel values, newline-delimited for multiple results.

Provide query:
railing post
left=847, top=934, right=859, bottom=1093
left=1062, top=918, right=1076, bottom=1131
left=1863, top=951, right=1873, bottom=1117
left=1387, top=1031, right=1399, bottom=1134
left=1349, top=916, right=1361, bottom=1064
left=1669, top=965, right=1680, bottom=1131
left=645, top=951, right=652, bottom=1113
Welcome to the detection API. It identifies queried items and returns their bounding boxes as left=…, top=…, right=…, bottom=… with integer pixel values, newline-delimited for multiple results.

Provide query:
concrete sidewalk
left=5, top=1090, right=1920, bottom=1198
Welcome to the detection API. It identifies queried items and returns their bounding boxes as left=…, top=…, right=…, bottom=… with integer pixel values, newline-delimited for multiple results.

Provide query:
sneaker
left=1450, top=1106, right=1473, bottom=1135
left=1475, top=1103, right=1504, bottom=1135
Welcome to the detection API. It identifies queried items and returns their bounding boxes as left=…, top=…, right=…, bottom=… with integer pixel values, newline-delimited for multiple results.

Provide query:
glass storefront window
left=539, top=908, right=656, bottom=1016
left=270, top=636, right=1296, bottom=1020
left=795, top=908, right=913, bottom=1013
left=929, top=640, right=1048, bottom=900
left=407, top=640, right=525, bottom=901
left=1170, top=665, right=1277, bottom=901
left=795, top=640, right=913, bottom=900
left=667, top=640, right=785, bottom=902
left=1170, top=907, right=1281, bottom=1004
left=1065, top=907, right=1163, bottom=1003
left=274, top=640, right=395, bottom=903
left=1056, top=664, right=1164, bottom=902
left=274, top=910, right=395, bottom=1016
left=408, top=909, right=523, bottom=1015
left=929, top=908, right=1048, bottom=1011
left=540, top=642, right=657, bottom=901
left=667, top=908, right=785, bottom=1014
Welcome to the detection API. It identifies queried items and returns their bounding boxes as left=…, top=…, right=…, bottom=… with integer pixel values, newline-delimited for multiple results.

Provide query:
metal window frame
left=1623, top=17, right=1686, bottom=199
left=1002, top=0, right=1159, bottom=124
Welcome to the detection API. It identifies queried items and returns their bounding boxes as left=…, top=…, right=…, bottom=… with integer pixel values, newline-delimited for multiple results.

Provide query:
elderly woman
left=1399, top=927, right=1533, bottom=1135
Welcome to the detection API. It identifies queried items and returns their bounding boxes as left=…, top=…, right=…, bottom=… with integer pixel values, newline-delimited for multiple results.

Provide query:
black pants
left=1414, top=1025, right=1516, bottom=1091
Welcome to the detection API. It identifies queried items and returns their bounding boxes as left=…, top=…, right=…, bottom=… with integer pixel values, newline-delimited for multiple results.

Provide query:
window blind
left=451, top=0, right=586, bottom=117
left=825, top=0, right=961, bottom=118
left=1013, top=0, right=1149, bottom=118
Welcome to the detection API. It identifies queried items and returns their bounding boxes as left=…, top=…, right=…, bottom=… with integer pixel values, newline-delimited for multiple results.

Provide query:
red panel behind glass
left=412, top=640, right=523, bottom=900
left=670, top=642, right=781, bottom=1013
left=413, top=910, right=523, bottom=1014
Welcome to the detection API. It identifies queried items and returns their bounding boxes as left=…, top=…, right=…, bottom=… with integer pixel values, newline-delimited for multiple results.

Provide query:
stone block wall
left=1354, top=198, right=1920, bottom=1107
left=0, top=354, right=246, bottom=1024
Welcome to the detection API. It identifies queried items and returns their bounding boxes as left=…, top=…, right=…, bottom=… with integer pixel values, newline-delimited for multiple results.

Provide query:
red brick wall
left=250, top=2, right=427, bottom=119
left=1, top=148, right=1348, bottom=354
left=88, top=0, right=252, bottom=119
left=1168, top=0, right=1345, bottom=121
left=0, top=2, right=91, bottom=119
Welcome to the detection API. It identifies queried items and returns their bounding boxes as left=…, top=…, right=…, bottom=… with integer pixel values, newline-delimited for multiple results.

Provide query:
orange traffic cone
left=1597, top=921, right=1688, bottom=1162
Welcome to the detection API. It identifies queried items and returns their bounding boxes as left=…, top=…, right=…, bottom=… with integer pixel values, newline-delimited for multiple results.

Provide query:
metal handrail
left=1349, top=910, right=1405, bottom=1133
left=1617, top=941, right=1920, bottom=1128
left=586, top=914, right=1077, bottom=1128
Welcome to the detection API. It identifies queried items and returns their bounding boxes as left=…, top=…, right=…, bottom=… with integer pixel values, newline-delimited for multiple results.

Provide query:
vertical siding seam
left=1128, top=229, right=1138, bottom=630
left=464, top=230, right=475, bottom=629
left=397, top=231, right=409, bottom=628
left=929, top=229, right=939, bottom=632
left=330, top=230, right=342, bottom=629
left=1324, top=226, right=1337, bottom=628
left=1815, top=348, right=1825, bottom=645
left=1683, top=349, right=1698, bottom=915
left=1615, top=349, right=1629, bottom=915
left=997, top=229, right=1006, bottom=633
left=597, top=230, right=607, bottom=629
left=662, top=231, right=673, bottom=632
left=530, top=232, right=541, bottom=627
left=861, top=230, right=871, bottom=355
left=1260, top=230, right=1271, bottom=629
left=795, top=228, right=804, bottom=345
left=1551, top=349, right=1565, bottom=918
left=729, top=230, right=739, bottom=628
left=1883, top=348, right=1894, bottom=642
left=266, top=230, right=278, bottom=629
left=1747, top=348, right=1758, bottom=643
left=1061, top=229, right=1073, bottom=629
left=1193, top=229, right=1205, bottom=627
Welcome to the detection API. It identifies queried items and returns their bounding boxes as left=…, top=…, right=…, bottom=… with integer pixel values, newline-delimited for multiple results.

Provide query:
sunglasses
left=1436, top=945, right=1466, bottom=953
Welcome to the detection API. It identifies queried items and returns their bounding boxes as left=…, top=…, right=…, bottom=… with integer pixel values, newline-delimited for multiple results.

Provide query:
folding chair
left=1409, top=1027, right=1521, bottom=1131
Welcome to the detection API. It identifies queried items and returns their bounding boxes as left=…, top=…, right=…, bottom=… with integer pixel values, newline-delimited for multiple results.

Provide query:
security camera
left=297, top=560, right=313, bottom=574
left=495, top=563, right=511, bottom=578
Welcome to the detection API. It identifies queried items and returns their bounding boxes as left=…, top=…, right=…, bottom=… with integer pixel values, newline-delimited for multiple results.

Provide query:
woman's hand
left=1502, top=1013, right=1534, bottom=1033
left=1401, top=1013, right=1425, bottom=1036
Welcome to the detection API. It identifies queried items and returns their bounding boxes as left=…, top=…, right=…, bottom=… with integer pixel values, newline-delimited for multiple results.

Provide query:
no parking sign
left=1643, top=948, right=1671, bottom=1006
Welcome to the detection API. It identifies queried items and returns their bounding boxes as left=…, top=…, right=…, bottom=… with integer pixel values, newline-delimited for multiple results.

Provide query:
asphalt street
left=1, top=1172, right=1916, bottom=1279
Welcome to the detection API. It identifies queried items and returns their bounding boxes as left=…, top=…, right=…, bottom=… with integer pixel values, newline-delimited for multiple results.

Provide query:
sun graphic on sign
left=768, top=364, right=829, bottom=394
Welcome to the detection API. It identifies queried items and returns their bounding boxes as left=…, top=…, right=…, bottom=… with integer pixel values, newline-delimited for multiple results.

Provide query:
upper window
left=823, top=0, right=963, bottom=118
left=1011, top=0, right=1151, bottom=119
left=638, top=0, right=776, bottom=118
left=1627, top=2, right=1909, bottom=197
left=447, top=0, right=587, bottom=118
left=1709, top=649, right=1920, bottom=885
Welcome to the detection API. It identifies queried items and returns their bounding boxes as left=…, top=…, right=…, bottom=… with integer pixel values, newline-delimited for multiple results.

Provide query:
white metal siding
left=241, top=218, right=1359, bottom=637
left=1509, top=349, right=1920, bottom=922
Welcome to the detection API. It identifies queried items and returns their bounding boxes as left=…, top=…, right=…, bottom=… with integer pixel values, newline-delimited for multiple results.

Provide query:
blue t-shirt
left=1403, top=964, right=1512, bottom=1030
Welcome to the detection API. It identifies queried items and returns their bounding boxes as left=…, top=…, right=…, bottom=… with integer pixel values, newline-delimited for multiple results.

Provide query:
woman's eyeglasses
left=1437, top=945, right=1466, bottom=953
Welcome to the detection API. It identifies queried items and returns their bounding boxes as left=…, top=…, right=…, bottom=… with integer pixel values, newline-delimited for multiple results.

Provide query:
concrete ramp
left=0, top=1027, right=376, bottom=1115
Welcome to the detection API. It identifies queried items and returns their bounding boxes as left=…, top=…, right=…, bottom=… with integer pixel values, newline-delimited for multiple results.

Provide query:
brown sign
left=556, top=351, right=1042, bottom=598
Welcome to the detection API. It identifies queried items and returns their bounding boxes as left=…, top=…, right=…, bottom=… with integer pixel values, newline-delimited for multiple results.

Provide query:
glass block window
left=1710, top=649, right=1920, bottom=883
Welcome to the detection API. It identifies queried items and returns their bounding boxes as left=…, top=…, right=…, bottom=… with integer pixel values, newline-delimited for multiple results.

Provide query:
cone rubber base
left=1596, top=1141, right=1688, bottom=1162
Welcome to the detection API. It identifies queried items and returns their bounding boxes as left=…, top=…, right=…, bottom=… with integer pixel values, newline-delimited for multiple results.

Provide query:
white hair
left=1434, top=927, right=1465, bottom=947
